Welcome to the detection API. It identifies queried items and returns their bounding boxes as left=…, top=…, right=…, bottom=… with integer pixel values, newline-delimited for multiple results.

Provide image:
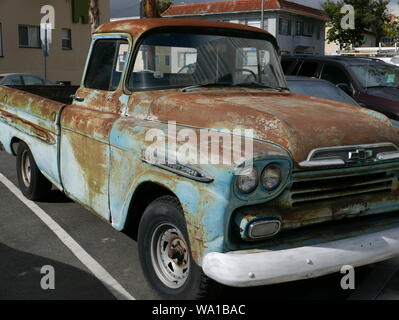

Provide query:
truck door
left=60, top=37, right=130, bottom=220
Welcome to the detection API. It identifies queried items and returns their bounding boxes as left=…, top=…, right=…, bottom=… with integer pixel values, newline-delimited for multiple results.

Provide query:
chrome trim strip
left=141, top=151, right=214, bottom=183
left=300, top=142, right=399, bottom=168
left=376, top=151, right=399, bottom=161
left=299, top=159, right=345, bottom=167
left=305, top=142, right=398, bottom=162
left=151, top=162, right=214, bottom=183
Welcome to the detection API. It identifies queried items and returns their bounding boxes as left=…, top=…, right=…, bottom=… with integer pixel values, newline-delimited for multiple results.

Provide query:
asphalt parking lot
left=1, top=150, right=399, bottom=300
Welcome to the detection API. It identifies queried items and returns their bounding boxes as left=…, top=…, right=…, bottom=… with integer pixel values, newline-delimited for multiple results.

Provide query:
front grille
left=291, top=171, right=394, bottom=207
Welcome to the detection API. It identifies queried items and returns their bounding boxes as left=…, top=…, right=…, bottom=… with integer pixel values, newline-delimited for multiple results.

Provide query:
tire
left=138, top=196, right=220, bottom=300
left=16, top=141, right=52, bottom=201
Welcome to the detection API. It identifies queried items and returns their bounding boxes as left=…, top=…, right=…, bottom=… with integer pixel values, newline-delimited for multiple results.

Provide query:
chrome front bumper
left=202, top=226, right=399, bottom=287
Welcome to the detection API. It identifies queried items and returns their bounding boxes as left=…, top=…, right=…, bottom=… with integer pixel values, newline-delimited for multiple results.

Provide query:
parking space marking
left=0, top=173, right=135, bottom=300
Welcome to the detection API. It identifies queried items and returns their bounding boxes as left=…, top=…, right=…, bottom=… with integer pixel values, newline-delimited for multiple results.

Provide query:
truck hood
left=147, top=90, right=399, bottom=164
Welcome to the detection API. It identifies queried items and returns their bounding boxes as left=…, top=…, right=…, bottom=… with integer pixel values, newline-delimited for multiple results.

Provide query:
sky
left=110, top=0, right=399, bottom=19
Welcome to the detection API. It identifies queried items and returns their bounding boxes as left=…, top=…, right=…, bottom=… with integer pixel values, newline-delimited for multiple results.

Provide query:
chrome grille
left=290, top=171, right=394, bottom=207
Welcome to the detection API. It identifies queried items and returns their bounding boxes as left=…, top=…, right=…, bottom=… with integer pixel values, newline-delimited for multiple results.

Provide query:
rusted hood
left=148, top=90, right=399, bottom=163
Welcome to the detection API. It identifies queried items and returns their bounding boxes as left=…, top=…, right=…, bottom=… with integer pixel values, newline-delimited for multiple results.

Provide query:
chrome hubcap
left=151, top=223, right=190, bottom=289
left=21, top=150, right=31, bottom=188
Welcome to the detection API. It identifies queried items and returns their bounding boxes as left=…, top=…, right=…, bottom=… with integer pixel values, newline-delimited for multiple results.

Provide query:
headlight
left=261, top=164, right=282, bottom=190
left=236, top=166, right=259, bottom=194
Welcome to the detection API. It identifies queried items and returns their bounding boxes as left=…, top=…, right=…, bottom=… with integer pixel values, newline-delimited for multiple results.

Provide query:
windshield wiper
left=181, top=82, right=232, bottom=92
left=234, top=82, right=290, bottom=92
left=181, top=81, right=290, bottom=92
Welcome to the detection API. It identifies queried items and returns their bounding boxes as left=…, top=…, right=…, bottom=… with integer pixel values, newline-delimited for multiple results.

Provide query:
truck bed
left=7, top=85, right=79, bottom=104
left=0, top=85, right=66, bottom=145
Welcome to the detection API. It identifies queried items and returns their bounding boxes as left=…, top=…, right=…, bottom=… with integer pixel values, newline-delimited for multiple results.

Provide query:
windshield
left=287, top=80, right=359, bottom=106
left=128, top=31, right=286, bottom=91
left=0, top=76, right=4, bottom=84
left=350, top=64, right=399, bottom=88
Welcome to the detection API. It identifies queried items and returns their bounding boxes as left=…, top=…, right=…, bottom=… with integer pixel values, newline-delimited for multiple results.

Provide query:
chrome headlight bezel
left=236, top=166, right=259, bottom=194
left=234, top=159, right=291, bottom=201
left=261, top=164, right=282, bottom=191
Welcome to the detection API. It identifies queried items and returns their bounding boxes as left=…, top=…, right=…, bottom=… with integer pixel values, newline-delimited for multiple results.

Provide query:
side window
left=297, top=61, right=319, bottom=77
left=23, top=75, right=44, bottom=85
left=320, top=64, right=350, bottom=85
left=2, top=75, right=23, bottom=85
left=84, top=39, right=129, bottom=91
left=281, top=60, right=293, bottom=74
left=291, top=60, right=302, bottom=75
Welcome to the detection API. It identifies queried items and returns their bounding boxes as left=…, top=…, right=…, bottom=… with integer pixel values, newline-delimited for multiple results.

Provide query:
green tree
left=157, top=0, right=172, bottom=15
left=323, top=0, right=390, bottom=49
left=384, top=14, right=399, bottom=44
left=370, top=0, right=390, bottom=45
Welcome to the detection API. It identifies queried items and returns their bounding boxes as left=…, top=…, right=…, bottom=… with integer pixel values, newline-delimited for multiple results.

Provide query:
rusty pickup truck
left=2, top=18, right=399, bottom=299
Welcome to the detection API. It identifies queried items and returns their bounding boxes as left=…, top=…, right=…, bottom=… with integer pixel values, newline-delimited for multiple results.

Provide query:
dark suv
left=282, top=55, right=399, bottom=120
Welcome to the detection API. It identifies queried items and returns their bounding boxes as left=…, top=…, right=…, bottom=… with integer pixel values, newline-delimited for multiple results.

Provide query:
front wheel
left=16, top=141, right=51, bottom=200
left=138, top=196, right=220, bottom=300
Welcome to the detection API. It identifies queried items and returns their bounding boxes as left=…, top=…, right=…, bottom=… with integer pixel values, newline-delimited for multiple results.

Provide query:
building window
left=164, top=55, right=170, bottom=66
left=62, top=28, right=72, bottom=50
left=279, top=18, right=291, bottom=36
left=0, top=23, right=3, bottom=57
left=295, top=21, right=314, bottom=37
left=296, top=21, right=303, bottom=36
left=303, top=22, right=314, bottom=37
left=19, top=25, right=41, bottom=48
left=263, top=18, right=268, bottom=30
left=178, top=52, right=197, bottom=68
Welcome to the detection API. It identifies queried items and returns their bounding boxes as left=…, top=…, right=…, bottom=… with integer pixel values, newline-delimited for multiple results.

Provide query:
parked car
left=377, top=56, right=399, bottom=67
left=286, top=75, right=399, bottom=129
left=286, top=76, right=359, bottom=106
left=2, top=19, right=399, bottom=299
left=0, top=73, right=55, bottom=86
left=282, top=55, right=399, bottom=120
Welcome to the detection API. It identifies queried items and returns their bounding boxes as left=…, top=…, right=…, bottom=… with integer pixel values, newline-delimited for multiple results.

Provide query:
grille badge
left=299, top=143, right=399, bottom=168
left=348, top=149, right=373, bottom=161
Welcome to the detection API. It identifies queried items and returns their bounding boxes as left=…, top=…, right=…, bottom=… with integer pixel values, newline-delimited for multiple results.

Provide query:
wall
left=0, top=0, right=110, bottom=85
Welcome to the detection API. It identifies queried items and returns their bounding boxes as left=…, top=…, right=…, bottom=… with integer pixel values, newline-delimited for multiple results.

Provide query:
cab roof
left=96, top=18, right=273, bottom=40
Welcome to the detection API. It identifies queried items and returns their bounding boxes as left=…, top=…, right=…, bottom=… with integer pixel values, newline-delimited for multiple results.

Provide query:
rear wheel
left=16, top=142, right=51, bottom=200
left=138, top=196, right=220, bottom=300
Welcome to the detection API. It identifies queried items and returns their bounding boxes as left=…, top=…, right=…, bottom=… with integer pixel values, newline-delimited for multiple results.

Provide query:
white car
left=0, top=73, right=55, bottom=86
left=377, top=56, right=399, bottom=67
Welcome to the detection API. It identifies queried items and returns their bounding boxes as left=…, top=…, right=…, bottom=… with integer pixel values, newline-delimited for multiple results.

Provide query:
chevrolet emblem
left=348, top=149, right=373, bottom=161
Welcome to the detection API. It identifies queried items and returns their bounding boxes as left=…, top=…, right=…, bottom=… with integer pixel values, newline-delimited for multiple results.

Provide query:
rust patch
left=0, top=108, right=54, bottom=143
left=146, top=88, right=399, bottom=165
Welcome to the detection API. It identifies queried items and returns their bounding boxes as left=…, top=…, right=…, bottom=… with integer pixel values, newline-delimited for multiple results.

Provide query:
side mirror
left=336, top=83, right=353, bottom=96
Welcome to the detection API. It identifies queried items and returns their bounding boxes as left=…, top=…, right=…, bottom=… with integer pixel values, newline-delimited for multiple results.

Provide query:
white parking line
left=0, top=173, right=135, bottom=300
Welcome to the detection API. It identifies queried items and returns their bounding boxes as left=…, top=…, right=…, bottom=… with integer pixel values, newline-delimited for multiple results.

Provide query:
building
left=325, top=31, right=378, bottom=55
left=0, top=0, right=110, bottom=85
left=163, top=0, right=328, bottom=55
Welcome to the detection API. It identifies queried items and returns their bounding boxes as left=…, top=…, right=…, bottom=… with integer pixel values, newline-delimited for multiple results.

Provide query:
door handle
left=70, top=94, right=84, bottom=102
